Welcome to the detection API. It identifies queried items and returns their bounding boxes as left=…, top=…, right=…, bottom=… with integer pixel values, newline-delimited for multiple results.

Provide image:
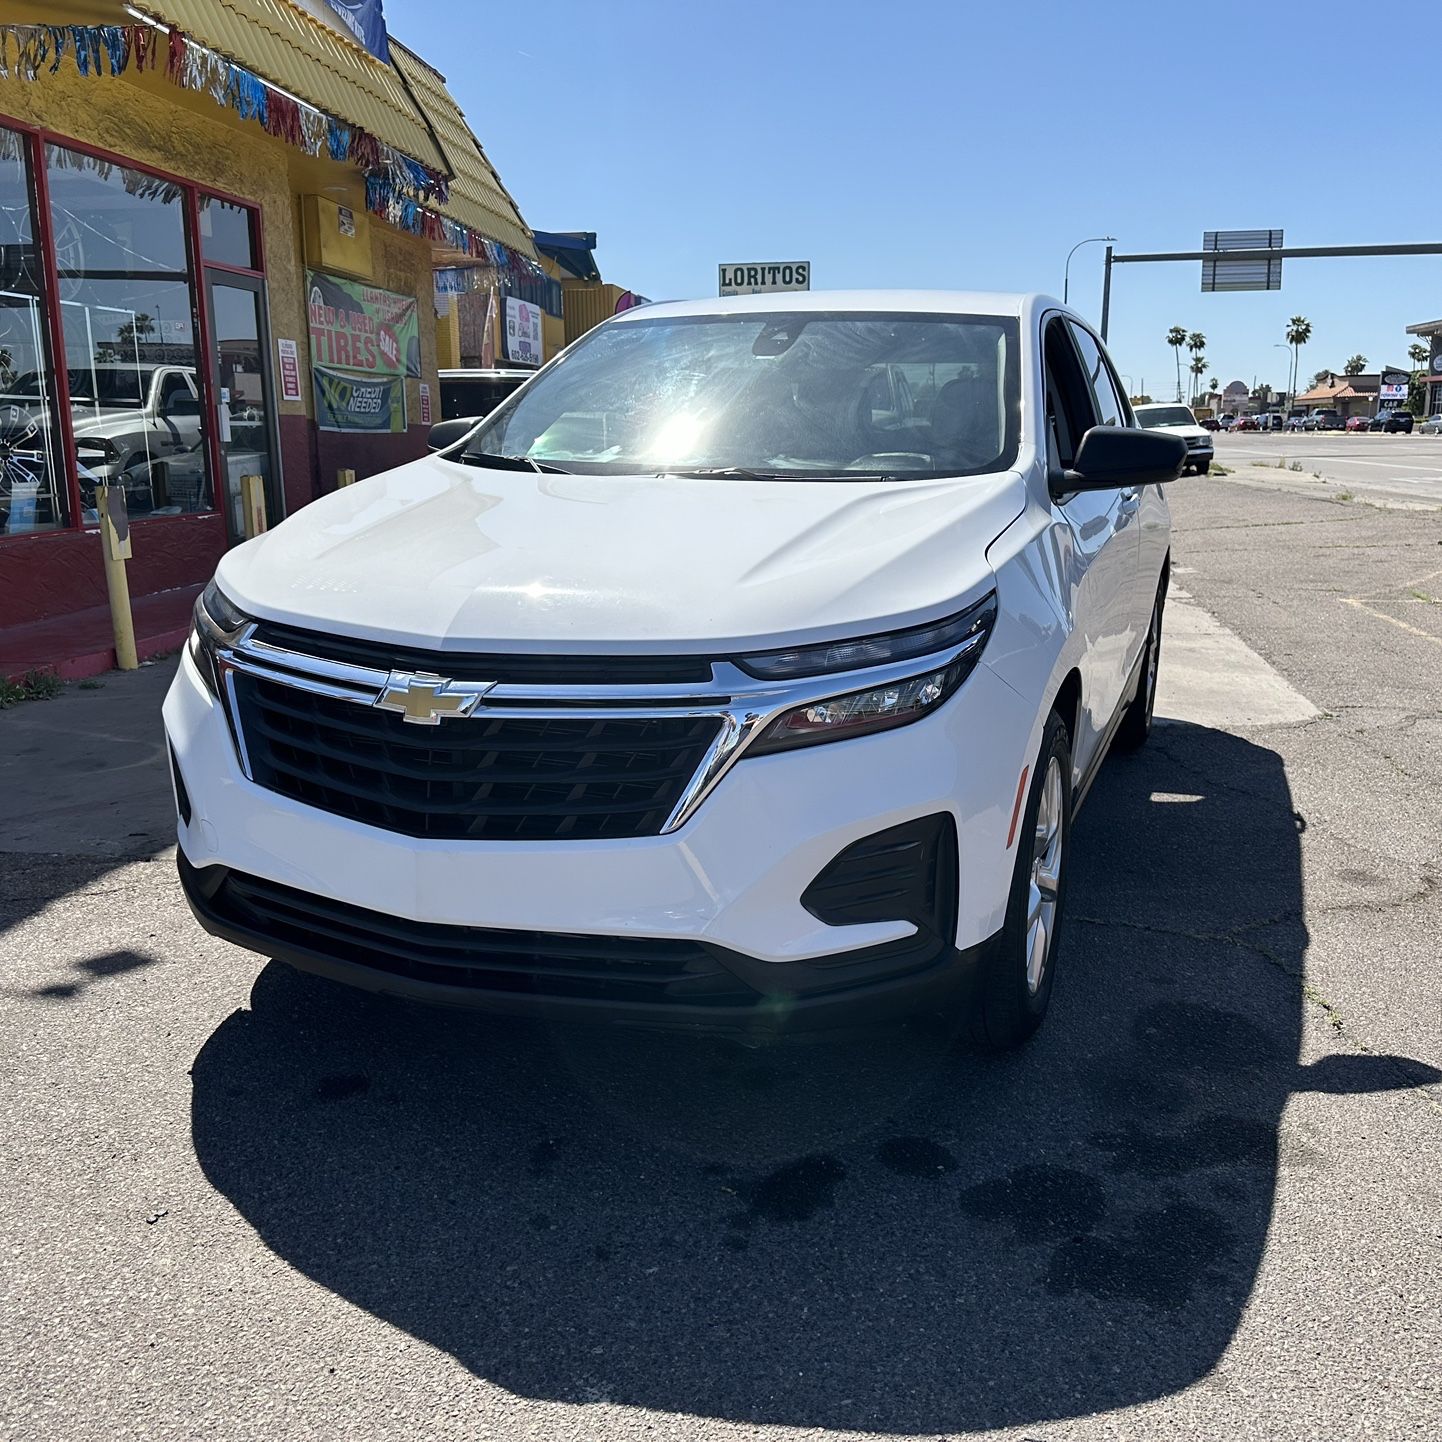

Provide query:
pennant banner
left=0, top=20, right=548, bottom=282
left=0, top=22, right=449, bottom=207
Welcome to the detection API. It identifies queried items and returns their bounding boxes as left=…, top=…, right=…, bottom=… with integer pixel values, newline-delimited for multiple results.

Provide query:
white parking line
left=1155, top=593, right=1319, bottom=728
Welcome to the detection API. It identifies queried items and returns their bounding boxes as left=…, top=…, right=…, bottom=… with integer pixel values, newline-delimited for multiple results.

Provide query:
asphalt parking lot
left=3, top=475, right=1440, bottom=1441
left=1215, top=430, right=1442, bottom=504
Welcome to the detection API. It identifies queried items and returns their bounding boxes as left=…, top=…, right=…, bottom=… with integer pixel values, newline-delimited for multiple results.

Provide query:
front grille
left=232, top=673, right=721, bottom=841
left=207, top=863, right=753, bottom=1005
left=248, top=619, right=715, bottom=685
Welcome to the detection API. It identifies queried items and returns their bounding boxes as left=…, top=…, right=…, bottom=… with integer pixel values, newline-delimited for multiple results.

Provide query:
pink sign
left=277, top=337, right=302, bottom=403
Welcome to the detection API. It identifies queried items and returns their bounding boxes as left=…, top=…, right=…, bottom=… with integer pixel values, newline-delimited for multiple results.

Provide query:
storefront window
left=45, top=144, right=211, bottom=520
left=207, top=278, right=275, bottom=538
left=0, top=125, right=68, bottom=535
left=198, top=195, right=257, bottom=270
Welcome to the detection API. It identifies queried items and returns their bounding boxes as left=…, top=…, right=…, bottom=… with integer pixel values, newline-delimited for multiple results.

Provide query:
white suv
left=1133, top=402, right=1214, bottom=474
left=166, top=292, right=1184, bottom=1046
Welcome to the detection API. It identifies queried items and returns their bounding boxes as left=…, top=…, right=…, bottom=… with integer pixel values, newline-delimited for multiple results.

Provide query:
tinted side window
left=1068, top=323, right=1127, bottom=429
left=1043, top=320, right=1097, bottom=468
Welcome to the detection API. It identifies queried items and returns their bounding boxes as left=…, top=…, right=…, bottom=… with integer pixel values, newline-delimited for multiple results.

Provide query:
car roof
left=607, top=289, right=1045, bottom=323
left=438, top=368, right=533, bottom=380
left=82, top=363, right=181, bottom=373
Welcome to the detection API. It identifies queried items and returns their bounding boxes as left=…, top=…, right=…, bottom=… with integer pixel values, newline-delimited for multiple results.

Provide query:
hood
left=1149, top=422, right=1209, bottom=440
left=69, top=412, right=131, bottom=440
left=216, top=455, right=1026, bottom=653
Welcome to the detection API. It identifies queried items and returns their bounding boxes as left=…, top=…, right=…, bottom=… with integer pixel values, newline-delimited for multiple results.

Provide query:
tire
left=1194, top=459, right=1210, bottom=474
left=1115, top=576, right=1166, bottom=753
left=970, top=710, right=1072, bottom=1050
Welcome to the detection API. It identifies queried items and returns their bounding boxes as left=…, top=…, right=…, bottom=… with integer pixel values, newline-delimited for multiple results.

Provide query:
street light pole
left=1064, top=235, right=1116, bottom=306
left=1272, top=344, right=1290, bottom=408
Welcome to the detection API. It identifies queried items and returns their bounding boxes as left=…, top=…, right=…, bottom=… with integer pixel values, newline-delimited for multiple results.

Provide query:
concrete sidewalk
left=0, top=659, right=178, bottom=859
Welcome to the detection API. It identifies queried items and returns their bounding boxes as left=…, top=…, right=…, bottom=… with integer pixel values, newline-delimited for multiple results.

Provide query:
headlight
left=736, top=593, right=997, bottom=680
left=187, top=579, right=251, bottom=696
left=746, top=594, right=997, bottom=755
left=750, top=660, right=976, bottom=754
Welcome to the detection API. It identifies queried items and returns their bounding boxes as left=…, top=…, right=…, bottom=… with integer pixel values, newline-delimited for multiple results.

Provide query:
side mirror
left=1051, top=425, right=1187, bottom=497
left=427, top=416, right=481, bottom=453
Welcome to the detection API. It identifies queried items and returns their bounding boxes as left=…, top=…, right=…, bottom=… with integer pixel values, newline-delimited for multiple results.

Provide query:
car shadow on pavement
left=189, top=721, right=1438, bottom=1434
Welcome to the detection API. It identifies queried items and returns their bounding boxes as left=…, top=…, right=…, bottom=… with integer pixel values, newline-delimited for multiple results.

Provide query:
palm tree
left=1208, top=375, right=1219, bottom=394
left=1185, top=333, right=1206, bottom=405
left=1189, top=356, right=1207, bottom=406
left=1408, top=342, right=1429, bottom=372
left=1343, top=353, right=1367, bottom=376
left=1285, top=316, right=1312, bottom=409
left=1167, top=326, right=1188, bottom=401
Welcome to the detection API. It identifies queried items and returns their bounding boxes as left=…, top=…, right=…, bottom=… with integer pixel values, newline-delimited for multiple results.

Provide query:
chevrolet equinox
left=167, top=292, right=1186, bottom=1046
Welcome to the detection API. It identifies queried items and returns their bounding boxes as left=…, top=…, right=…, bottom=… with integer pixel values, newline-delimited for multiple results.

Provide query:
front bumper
left=177, top=848, right=993, bottom=1031
left=164, top=629, right=1037, bottom=1020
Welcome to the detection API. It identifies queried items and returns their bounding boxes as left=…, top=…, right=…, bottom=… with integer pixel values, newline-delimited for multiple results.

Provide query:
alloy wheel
left=1144, top=601, right=1161, bottom=727
left=1026, top=756, right=1064, bottom=993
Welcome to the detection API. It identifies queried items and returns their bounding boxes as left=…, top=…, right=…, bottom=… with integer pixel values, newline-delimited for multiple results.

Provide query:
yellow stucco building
left=0, top=0, right=539, bottom=674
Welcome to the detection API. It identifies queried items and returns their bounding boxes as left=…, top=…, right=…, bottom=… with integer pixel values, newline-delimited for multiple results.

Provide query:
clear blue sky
left=396, top=0, right=1440, bottom=400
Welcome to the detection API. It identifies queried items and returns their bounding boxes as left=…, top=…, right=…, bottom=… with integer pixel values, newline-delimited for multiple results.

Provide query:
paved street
left=1215, top=430, right=1442, bottom=504
left=3, top=478, right=1441, bottom=1442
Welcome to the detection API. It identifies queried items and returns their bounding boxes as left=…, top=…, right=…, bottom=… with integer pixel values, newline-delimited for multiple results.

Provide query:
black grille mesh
left=233, top=674, right=720, bottom=841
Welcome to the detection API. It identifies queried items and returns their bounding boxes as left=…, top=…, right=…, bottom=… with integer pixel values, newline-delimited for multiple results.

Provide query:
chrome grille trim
left=216, top=623, right=987, bottom=833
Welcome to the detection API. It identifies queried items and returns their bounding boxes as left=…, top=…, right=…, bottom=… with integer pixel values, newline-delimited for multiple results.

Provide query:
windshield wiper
left=462, top=451, right=572, bottom=474
left=661, top=467, right=901, bottom=482
left=660, top=466, right=787, bottom=481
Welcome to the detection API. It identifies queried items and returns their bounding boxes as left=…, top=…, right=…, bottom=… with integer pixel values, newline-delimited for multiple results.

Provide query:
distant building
left=1292, top=372, right=1380, bottom=421
left=1405, top=319, right=1442, bottom=415
left=1219, top=380, right=1250, bottom=416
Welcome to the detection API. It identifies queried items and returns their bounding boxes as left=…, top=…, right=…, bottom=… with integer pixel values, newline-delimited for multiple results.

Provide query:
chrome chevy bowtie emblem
left=374, top=671, right=494, bottom=725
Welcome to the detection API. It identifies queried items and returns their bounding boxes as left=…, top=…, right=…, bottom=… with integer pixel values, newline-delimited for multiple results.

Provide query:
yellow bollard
left=239, top=473, right=267, bottom=539
left=95, top=483, right=138, bottom=671
left=337, top=467, right=357, bottom=488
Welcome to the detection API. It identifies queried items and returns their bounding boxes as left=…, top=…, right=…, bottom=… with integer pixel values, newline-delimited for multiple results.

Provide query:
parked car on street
left=1418, top=414, right=1442, bottom=435
left=1259, top=412, right=1284, bottom=431
left=1284, top=415, right=1307, bottom=431
left=1200, top=416, right=1221, bottom=432
left=1134, top=402, right=1213, bottom=474
left=167, top=291, right=1187, bottom=1047
left=437, top=367, right=535, bottom=420
left=1369, top=410, right=1414, bottom=434
left=1345, top=416, right=1371, bottom=432
left=1304, top=410, right=1344, bottom=432
left=1235, top=415, right=1260, bottom=431
left=1216, top=414, right=1237, bottom=430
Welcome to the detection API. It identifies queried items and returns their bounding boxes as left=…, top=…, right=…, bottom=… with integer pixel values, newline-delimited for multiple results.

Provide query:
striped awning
left=131, top=0, right=448, bottom=172
left=388, top=41, right=534, bottom=259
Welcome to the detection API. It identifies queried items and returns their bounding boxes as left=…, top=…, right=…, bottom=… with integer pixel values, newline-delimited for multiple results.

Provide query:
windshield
left=460, top=311, right=1021, bottom=479
left=1136, top=406, right=1196, bottom=429
left=65, top=369, right=154, bottom=407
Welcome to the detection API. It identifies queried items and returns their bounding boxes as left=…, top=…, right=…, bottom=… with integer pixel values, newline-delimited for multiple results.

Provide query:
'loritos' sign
left=306, top=270, right=419, bottom=378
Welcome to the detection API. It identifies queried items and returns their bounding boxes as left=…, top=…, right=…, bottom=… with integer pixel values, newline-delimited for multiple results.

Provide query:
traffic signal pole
left=1098, top=241, right=1442, bottom=342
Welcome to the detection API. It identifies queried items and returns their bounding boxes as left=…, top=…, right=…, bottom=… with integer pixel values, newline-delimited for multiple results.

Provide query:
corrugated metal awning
left=388, top=41, right=534, bottom=259
left=133, top=0, right=449, bottom=174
